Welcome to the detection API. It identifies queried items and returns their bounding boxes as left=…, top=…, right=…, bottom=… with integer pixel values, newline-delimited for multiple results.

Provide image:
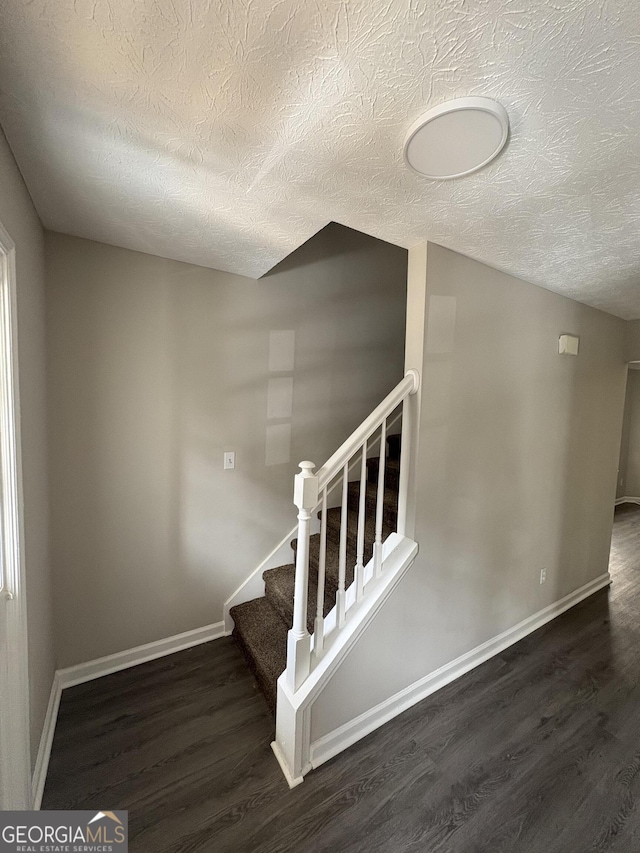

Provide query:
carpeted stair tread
left=366, top=456, right=400, bottom=491
left=263, top=563, right=318, bottom=632
left=298, top=509, right=394, bottom=578
left=231, top=441, right=402, bottom=713
left=263, top=562, right=336, bottom=632
left=263, top=508, right=395, bottom=635
left=230, top=597, right=287, bottom=713
left=345, top=480, right=398, bottom=528
left=284, top=514, right=394, bottom=620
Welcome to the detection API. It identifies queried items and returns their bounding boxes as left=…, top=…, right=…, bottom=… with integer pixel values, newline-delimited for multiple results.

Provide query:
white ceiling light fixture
left=404, top=97, right=509, bottom=180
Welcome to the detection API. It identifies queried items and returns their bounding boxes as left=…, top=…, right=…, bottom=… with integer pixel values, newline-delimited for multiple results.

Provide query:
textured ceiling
left=1, top=1, right=640, bottom=317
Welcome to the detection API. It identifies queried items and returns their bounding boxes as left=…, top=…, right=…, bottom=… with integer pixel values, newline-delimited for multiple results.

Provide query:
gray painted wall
left=617, top=369, right=640, bottom=498
left=46, top=225, right=407, bottom=667
left=625, top=319, right=640, bottom=361
left=0, top=128, right=55, bottom=770
left=311, top=243, right=626, bottom=741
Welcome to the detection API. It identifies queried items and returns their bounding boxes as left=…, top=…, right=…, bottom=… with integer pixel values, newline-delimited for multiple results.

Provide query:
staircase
left=227, top=369, right=420, bottom=785
left=230, top=435, right=402, bottom=713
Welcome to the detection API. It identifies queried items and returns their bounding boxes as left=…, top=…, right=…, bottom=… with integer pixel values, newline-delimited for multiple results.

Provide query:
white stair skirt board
left=31, top=674, right=62, bottom=809
left=57, top=621, right=228, bottom=689
left=273, top=533, right=419, bottom=787
left=309, top=572, right=612, bottom=771
left=615, top=496, right=640, bottom=506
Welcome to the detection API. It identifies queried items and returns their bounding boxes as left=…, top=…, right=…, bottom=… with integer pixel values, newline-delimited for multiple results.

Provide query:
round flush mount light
left=404, top=97, right=509, bottom=180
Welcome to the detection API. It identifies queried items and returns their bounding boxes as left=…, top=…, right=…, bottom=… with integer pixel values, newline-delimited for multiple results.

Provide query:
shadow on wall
left=413, top=246, right=626, bottom=671
left=261, top=222, right=375, bottom=278
left=419, top=294, right=538, bottom=639
left=46, top=224, right=408, bottom=667
left=299, top=243, right=627, bottom=741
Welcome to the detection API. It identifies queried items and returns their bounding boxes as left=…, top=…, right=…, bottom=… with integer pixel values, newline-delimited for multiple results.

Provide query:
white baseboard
left=57, top=621, right=228, bottom=689
left=31, top=673, right=62, bottom=809
left=32, top=621, right=228, bottom=805
left=310, top=572, right=611, bottom=770
left=615, top=496, right=640, bottom=506
left=270, top=740, right=304, bottom=789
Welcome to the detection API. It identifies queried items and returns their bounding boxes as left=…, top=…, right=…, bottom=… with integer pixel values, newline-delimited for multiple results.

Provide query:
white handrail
left=316, top=369, right=420, bottom=492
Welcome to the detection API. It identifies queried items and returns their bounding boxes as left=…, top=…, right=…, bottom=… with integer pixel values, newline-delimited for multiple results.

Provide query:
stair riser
left=232, top=627, right=278, bottom=713
left=264, top=573, right=336, bottom=632
left=366, top=458, right=400, bottom=492
left=291, top=530, right=388, bottom=587
left=345, top=485, right=398, bottom=529
left=267, top=487, right=397, bottom=638
left=318, top=495, right=397, bottom=544
left=322, top=507, right=396, bottom=554
left=232, top=444, right=402, bottom=714
left=386, top=434, right=401, bottom=460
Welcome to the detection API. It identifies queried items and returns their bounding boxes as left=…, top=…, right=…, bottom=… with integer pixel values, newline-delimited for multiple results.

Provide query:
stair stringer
left=271, top=532, right=418, bottom=787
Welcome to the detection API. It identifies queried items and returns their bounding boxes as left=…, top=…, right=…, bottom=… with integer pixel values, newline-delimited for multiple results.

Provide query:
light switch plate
left=559, top=334, right=579, bottom=355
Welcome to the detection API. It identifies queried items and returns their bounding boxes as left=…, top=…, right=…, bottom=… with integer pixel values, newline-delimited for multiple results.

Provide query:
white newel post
left=286, top=460, right=319, bottom=692
left=397, top=368, right=420, bottom=537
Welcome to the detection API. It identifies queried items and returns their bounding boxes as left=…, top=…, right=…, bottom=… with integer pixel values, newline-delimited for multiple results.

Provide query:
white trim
left=31, top=674, right=62, bottom=809
left=298, top=535, right=418, bottom=707
left=317, top=372, right=418, bottom=491
left=57, top=621, right=227, bottom=689
left=223, top=530, right=295, bottom=632
left=223, top=412, right=403, bottom=632
left=309, top=572, right=611, bottom=770
left=615, top=496, right=640, bottom=506
left=273, top=534, right=418, bottom=784
left=0, top=220, right=31, bottom=809
left=270, top=740, right=304, bottom=788
left=30, top=622, right=228, bottom=801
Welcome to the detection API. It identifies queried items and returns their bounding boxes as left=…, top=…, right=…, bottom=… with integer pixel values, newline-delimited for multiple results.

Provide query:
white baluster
left=373, top=418, right=387, bottom=577
left=355, top=440, right=367, bottom=600
left=336, top=462, right=349, bottom=628
left=313, top=487, right=328, bottom=658
left=286, top=461, right=318, bottom=692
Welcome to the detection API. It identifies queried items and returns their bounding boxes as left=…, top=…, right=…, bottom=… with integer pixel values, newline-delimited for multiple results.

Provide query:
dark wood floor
left=42, top=504, right=640, bottom=852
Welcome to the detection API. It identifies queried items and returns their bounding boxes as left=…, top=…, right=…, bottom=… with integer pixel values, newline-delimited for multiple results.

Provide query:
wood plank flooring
left=42, top=503, right=640, bottom=852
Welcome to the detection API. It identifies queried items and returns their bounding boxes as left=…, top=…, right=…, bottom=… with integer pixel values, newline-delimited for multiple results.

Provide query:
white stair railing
left=284, top=369, right=420, bottom=693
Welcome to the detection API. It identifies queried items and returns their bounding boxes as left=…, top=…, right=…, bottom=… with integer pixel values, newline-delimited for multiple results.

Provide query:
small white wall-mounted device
left=224, top=451, right=235, bottom=470
left=558, top=334, right=579, bottom=356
